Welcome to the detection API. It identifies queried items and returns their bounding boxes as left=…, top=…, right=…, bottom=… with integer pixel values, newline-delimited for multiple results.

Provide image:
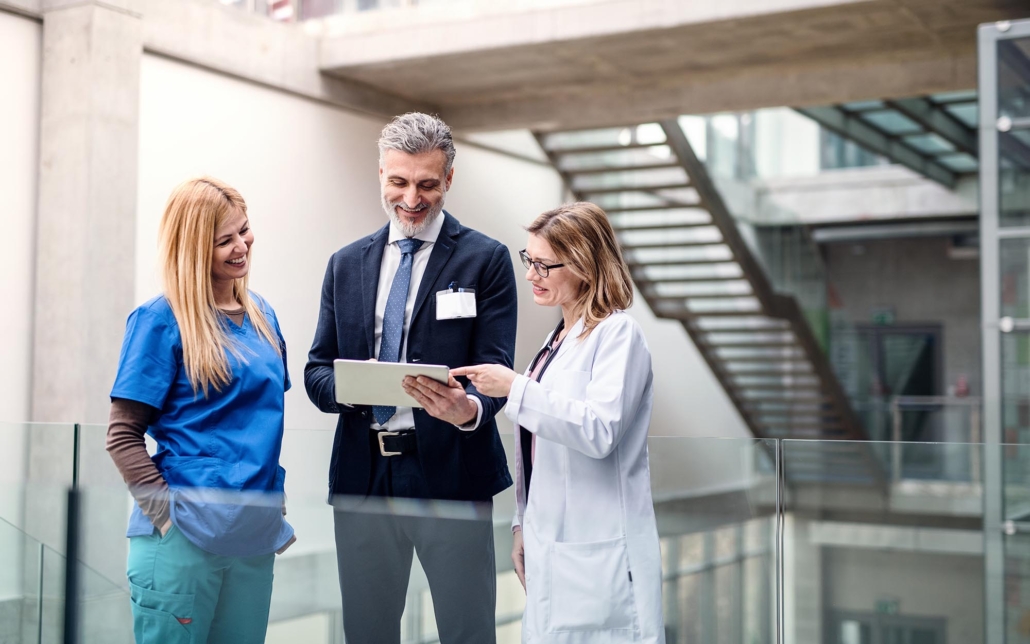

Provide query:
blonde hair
left=527, top=202, right=634, bottom=337
left=158, top=177, right=280, bottom=396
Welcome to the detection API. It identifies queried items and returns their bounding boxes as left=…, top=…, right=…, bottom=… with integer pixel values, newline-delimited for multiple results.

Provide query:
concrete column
left=27, top=4, right=141, bottom=634
left=32, top=0, right=141, bottom=427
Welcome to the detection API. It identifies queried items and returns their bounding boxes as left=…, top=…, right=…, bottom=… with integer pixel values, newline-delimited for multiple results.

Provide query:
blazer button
left=360, top=410, right=368, bottom=418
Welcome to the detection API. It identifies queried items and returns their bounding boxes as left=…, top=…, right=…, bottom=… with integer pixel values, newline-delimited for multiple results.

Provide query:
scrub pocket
left=547, top=535, right=637, bottom=633
left=129, top=582, right=195, bottom=644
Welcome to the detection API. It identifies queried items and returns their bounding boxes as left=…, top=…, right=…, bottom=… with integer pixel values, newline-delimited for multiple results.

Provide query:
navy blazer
left=305, top=212, right=517, bottom=502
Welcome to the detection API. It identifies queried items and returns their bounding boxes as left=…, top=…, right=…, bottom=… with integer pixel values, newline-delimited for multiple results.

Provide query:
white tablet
left=333, top=359, right=451, bottom=408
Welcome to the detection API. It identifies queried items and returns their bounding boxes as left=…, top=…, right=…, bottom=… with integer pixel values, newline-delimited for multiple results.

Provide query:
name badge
left=436, top=288, right=476, bottom=320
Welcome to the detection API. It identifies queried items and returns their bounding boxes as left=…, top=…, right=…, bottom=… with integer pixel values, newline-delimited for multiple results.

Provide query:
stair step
left=606, top=204, right=703, bottom=214
left=696, top=323, right=791, bottom=333
left=656, top=293, right=759, bottom=303
left=582, top=182, right=691, bottom=196
left=721, top=355, right=812, bottom=364
left=741, top=403, right=834, bottom=415
left=740, top=392, right=831, bottom=402
left=634, top=273, right=744, bottom=283
left=757, top=422, right=845, bottom=431
left=621, top=240, right=727, bottom=251
left=613, top=223, right=716, bottom=234
left=761, top=430, right=851, bottom=441
left=725, top=366, right=811, bottom=377
left=565, top=161, right=681, bottom=176
left=705, top=341, right=800, bottom=349
left=547, top=141, right=664, bottom=155
left=753, top=417, right=843, bottom=427
left=628, top=258, right=740, bottom=267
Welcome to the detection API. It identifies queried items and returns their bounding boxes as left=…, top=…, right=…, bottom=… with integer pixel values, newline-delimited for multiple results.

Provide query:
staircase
left=535, top=120, right=885, bottom=486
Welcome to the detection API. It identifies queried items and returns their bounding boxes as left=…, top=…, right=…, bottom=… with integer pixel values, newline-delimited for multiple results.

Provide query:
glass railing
left=3, top=423, right=1021, bottom=642
left=782, top=439, right=986, bottom=644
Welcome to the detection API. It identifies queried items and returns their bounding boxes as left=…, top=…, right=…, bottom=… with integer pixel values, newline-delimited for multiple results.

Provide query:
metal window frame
left=979, top=17, right=1030, bottom=644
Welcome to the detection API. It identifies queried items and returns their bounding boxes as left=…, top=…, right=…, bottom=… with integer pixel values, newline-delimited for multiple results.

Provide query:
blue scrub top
left=111, top=294, right=294, bottom=557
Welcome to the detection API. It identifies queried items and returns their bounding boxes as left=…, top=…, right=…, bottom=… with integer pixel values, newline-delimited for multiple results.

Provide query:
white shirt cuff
left=454, top=395, right=483, bottom=431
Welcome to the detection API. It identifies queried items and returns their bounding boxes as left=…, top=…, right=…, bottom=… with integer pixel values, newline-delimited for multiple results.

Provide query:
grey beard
left=382, top=197, right=444, bottom=237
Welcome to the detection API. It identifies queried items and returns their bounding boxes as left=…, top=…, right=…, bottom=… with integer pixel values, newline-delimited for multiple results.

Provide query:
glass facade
left=980, top=20, right=1030, bottom=644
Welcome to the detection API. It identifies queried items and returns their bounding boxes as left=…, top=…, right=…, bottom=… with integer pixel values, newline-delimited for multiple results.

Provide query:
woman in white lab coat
left=453, top=202, right=664, bottom=643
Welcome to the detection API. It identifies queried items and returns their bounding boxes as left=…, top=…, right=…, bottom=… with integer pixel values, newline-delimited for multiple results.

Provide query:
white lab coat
left=506, top=312, right=665, bottom=644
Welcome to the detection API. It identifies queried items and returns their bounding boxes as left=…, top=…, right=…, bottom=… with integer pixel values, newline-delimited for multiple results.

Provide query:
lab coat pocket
left=548, top=535, right=636, bottom=633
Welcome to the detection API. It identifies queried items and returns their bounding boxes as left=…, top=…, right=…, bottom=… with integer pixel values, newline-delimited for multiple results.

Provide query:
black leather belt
left=376, top=430, right=417, bottom=457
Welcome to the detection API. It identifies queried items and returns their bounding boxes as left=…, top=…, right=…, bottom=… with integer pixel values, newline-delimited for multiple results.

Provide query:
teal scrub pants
left=126, top=525, right=275, bottom=644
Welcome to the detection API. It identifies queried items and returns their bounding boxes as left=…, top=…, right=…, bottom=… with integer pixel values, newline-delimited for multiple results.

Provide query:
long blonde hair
left=527, top=202, right=634, bottom=337
left=158, top=177, right=280, bottom=396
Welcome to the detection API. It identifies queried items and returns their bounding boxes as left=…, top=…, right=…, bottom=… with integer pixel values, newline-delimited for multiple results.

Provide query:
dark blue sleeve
left=269, top=307, right=291, bottom=393
left=110, top=305, right=179, bottom=410
left=304, top=256, right=343, bottom=414
left=464, top=243, right=518, bottom=425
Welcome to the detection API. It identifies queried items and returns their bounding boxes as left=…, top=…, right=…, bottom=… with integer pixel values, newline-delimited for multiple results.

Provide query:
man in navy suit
left=305, top=113, right=516, bottom=643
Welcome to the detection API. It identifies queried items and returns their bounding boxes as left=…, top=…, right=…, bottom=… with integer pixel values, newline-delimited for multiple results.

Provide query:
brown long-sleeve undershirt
left=106, top=398, right=169, bottom=529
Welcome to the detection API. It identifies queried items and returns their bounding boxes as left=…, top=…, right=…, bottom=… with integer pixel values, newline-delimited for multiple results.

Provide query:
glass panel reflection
left=783, top=440, right=983, bottom=644
left=999, top=37, right=1030, bottom=121
left=1000, top=131, right=1030, bottom=227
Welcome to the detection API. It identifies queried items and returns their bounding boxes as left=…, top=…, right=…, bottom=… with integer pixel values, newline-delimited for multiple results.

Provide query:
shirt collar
left=387, top=211, right=445, bottom=246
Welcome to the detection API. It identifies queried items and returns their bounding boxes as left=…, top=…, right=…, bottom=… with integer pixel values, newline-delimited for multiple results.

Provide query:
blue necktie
left=373, top=238, right=424, bottom=426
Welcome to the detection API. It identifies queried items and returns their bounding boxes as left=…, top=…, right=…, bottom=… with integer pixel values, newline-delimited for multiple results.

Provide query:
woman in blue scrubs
left=106, top=177, right=294, bottom=644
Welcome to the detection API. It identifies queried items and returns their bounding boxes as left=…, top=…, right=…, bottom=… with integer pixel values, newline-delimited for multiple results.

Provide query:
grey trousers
left=333, top=508, right=497, bottom=643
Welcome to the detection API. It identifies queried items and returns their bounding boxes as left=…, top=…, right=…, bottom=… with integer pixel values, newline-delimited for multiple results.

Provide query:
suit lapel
left=410, top=212, right=460, bottom=326
left=361, top=225, right=389, bottom=357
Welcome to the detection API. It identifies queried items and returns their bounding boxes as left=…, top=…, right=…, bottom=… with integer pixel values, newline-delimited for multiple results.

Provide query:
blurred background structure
left=1, top=0, right=1030, bottom=642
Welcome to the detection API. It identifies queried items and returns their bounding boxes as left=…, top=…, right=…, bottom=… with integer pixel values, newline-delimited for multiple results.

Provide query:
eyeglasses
left=519, top=249, right=565, bottom=278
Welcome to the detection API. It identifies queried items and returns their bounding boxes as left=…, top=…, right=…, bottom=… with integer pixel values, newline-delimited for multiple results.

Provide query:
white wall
left=0, top=8, right=41, bottom=605
left=0, top=12, right=40, bottom=431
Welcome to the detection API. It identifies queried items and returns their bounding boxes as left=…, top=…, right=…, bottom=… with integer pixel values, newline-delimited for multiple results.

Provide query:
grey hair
left=378, top=113, right=456, bottom=174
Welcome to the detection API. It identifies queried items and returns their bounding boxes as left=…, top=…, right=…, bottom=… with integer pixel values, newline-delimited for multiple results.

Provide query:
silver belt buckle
left=378, top=431, right=401, bottom=457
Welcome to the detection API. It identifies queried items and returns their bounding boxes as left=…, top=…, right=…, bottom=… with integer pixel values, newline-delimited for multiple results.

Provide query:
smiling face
left=380, top=149, right=453, bottom=237
left=524, top=233, right=583, bottom=311
left=210, top=208, right=253, bottom=289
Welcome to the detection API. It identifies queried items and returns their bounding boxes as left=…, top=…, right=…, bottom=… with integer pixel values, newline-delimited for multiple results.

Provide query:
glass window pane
left=860, top=111, right=922, bottom=135
left=1001, top=333, right=1030, bottom=447
left=938, top=153, right=978, bottom=173
left=1001, top=238, right=1030, bottom=319
left=944, top=103, right=978, bottom=128
left=743, top=556, right=771, bottom=644
left=839, top=618, right=872, bottom=644
left=1000, top=133, right=1030, bottom=227
left=931, top=90, right=978, bottom=104
left=715, top=527, right=737, bottom=559
left=715, top=564, right=740, bottom=644
left=903, top=132, right=955, bottom=154
left=678, top=533, right=705, bottom=569
left=843, top=100, right=885, bottom=112
left=999, top=37, right=1030, bottom=120
left=676, top=574, right=703, bottom=643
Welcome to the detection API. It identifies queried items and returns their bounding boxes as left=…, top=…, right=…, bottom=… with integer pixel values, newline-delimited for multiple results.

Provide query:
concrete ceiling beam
left=441, top=51, right=977, bottom=133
